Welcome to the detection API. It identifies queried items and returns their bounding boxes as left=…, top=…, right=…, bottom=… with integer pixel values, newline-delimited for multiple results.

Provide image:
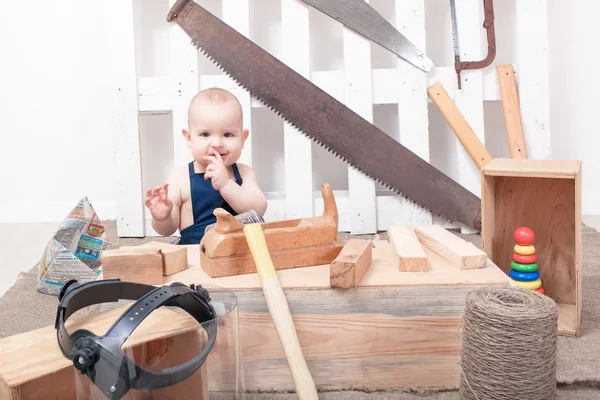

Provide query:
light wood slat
left=281, top=0, right=313, bottom=219
left=342, top=0, right=377, bottom=234
left=496, top=65, right=527, bottom=159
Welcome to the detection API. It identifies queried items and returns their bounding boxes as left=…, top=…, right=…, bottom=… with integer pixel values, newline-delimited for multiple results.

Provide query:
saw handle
left=243, top=223, right=319, bottom=399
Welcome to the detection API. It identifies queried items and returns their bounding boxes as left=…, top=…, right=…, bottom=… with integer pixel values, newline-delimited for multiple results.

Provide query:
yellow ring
left=514, top=244, right=535, bottom=255
left=513, top=278, right=542, bottom=290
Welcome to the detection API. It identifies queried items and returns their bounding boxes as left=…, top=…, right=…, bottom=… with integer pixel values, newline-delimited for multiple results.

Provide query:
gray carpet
left=1, top=221, right=599, bottom=399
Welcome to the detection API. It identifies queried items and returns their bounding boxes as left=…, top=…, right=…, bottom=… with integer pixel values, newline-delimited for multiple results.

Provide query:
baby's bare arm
left=151, top=170, right=183, bottom=236
left=220, top=164, right=267, bottom=216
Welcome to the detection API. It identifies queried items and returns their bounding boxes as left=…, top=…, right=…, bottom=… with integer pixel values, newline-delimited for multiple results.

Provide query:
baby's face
left=185, top=100, right=248, bottom=169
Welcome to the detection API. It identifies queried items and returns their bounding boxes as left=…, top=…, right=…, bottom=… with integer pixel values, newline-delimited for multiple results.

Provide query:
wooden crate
left=481, top=158, right=582, bottom=337
left=0, top=306, right=209, bottom=399
left=165, top=239, right=513, bottom=391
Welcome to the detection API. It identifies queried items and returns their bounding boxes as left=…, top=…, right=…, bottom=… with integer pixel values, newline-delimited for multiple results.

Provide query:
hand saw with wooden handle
left=299, top=0, right=434, bottom=73
left=166, top=0, right=482, bottom=231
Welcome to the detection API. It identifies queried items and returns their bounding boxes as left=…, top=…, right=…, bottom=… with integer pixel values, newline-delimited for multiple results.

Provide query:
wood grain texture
left=427, top=81, right=491, bottom=170
left=200, top=241, right=344, bottom=278
left=414, top=225, right=487, bottom=270
left=138, top=241, right=189, bottom=275
left=167, top=240, right=510, bottom=289
left=227, top=285, right=506, bottom=390
left=481, top=159, right=582, bottom=336
left=243, top=222, right=318, bottom=399
left=496, top=65, right=527, bottom=159
left=101, top=247, right=163, bottom=285
left=0, top=306, right=207, bottom=399
left=330, top=239, right=372, bottom=288
left=388, top=226, right=428, bottom=272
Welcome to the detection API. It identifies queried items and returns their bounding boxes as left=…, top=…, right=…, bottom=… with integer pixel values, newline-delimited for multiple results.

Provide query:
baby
left=144, top=88, right=267, bottom=244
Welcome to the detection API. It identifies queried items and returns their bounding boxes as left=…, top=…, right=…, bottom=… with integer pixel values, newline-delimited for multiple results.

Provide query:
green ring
left=511, top=261, right=538, bottom=273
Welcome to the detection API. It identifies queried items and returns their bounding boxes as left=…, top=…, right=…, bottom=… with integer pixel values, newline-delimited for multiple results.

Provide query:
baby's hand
left=204, top=150, right=230, bottom=191
left=144, top=183, right=173, bottom=221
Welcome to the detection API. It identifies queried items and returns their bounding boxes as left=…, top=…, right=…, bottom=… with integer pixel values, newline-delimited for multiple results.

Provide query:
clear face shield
left=55, top=280, right=244, bottom=399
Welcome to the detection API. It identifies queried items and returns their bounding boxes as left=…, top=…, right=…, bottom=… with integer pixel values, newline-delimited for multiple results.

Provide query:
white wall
left=0, top=0, right=598, bottom=224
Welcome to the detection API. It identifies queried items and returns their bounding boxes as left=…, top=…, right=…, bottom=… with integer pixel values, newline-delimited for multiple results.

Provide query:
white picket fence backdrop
left=112, top=0, right=551, bottom=238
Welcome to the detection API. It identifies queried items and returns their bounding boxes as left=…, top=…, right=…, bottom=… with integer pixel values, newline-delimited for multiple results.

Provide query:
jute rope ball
left=459, top=286, right=558, bottom=400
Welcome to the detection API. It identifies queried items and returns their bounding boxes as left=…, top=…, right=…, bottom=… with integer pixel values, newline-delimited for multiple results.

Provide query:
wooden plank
left=483, top=158, right=580, bottom=178
left=516, top=0, right=552, bottom=160
left=387, top=226, right=428, bottom=272
left=414, top=225, right=487, bottom=270
left=169, top=0, right=199, bottom=168
left=394, top=0, right=432, bottom=226
left=140, top=241, right=189, bottom=275
left=281, top=0, right=313, bottom=219
left=0, top=306, right=206, bottom=399
left=496, top=65, right=527, bottom=159
left=343, top=0, right=377, bottom=234
left=222, top=0, right=253, bottom=167
left=201, top=241, right=344, bottom=278
left=165, top=240, right=511, bottom=289
left=223, top=284, right=513, bottom=390
left=330, top=239, right=373, bottom=288
left=101, top=247, right=164, bottom=285
left=111, top=0, right=144, bottom=237
left=454, top=0, right=486, bottom=234
left=427, top=81, right=492, bottom=170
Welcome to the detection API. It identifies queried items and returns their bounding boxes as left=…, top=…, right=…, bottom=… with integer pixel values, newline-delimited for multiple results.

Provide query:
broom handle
left=243, top=223, right=319, bottom=399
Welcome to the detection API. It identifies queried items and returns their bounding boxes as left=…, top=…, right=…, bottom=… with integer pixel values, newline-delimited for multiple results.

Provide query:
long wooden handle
left=427, top=81, right=492, bottom=170
left=243, top=223, right=319, bottom=399
left=496, top=65, right=528, bottom=159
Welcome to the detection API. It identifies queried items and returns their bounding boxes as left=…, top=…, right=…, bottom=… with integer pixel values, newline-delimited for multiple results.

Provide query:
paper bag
left=36, top=197, right=112, bottom=296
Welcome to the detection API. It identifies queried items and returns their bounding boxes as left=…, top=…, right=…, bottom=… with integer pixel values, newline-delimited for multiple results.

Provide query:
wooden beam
left=427, top=81, right=492, bottom=170
left=496, top=65, right=527, bottom=159
left=139, top=241, right=189, bottom=276
left=387, top=226, right=428, bottom=272
left=101, top=247, right=163, bottom=284
left=414, top=225, right=487, bottom=270
left=330, top=239, right=373, bottom=288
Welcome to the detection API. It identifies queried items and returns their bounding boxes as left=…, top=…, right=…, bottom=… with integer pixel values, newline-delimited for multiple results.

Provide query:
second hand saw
left=299, top=0, right=434, bottom=73
left=166, top=0, right=482, bottom=231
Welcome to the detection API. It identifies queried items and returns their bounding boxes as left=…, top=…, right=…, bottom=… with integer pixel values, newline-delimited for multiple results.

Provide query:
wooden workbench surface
left=164, top=240, right=512, bottom=290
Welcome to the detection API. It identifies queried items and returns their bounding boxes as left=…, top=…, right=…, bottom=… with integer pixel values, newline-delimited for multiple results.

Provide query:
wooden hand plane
left=199, top=184, right=344, bottom=278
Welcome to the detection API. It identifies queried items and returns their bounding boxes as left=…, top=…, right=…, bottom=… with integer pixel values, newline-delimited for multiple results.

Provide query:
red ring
left=535, top=287, right=545, bottom=295
left=513, top=253, right=537, bottom=264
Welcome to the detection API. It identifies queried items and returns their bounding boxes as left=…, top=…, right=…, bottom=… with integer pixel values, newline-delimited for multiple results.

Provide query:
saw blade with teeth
left=166, top=0, right=482, bottom=231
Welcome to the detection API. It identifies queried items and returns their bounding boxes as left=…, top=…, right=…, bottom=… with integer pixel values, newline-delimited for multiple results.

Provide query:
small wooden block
left=330, top=239, right=372, bottom=288
left=101, top=247, right=163, bottom=285
left=387, top=226, right=429, bottom=272
left=140, top=241, right=189, bottom=276
left=414, top=225, right=487, bottom=270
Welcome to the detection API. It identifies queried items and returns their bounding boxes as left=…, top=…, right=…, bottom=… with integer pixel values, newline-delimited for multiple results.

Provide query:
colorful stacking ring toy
left=509, top=270, right=540, bottom=281
left=535, top=287, right=545, bottom=295
left=514, top=244, right=535, bottom=255
left=512, top=253, right=537, bottom=264
left=511, top=261, right=538, bottom=273
left=513, top=278, right=542, bottom=290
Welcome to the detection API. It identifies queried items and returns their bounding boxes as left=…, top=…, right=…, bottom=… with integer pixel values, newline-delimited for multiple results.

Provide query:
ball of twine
left=459, top=287, right=558, bottom=400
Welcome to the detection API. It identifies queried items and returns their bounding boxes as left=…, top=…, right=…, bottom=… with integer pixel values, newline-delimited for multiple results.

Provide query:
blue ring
left=509, top=270, right=540, bottom=281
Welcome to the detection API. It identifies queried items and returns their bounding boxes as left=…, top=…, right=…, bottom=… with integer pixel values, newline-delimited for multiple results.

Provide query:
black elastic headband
left=55, top=279, right=217, bottom=399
